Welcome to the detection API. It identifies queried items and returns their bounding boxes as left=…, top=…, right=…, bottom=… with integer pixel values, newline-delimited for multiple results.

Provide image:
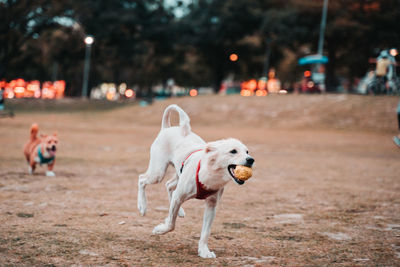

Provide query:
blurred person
left=393, top=100, right=400, bottom=148
left=375, top=50, right=396, bottom=90
left=0, top=88, right=4, bottom=111
left=358, top=70, right=375, bottom=94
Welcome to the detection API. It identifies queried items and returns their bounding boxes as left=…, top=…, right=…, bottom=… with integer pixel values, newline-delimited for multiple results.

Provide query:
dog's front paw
left=178, top=207, right=185, bottom=218
left=137, top=197, right=147, bottom=216
left=28, top=166, right=33, bottom=174
left=198, top=247, right=216, bottom=258
left=152, top=223, right=173, bottom=235
left=46, top=171, right=55, bottom=177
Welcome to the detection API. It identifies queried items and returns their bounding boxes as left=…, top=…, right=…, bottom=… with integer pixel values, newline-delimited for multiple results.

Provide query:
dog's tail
left=30, top=123, right=39, bottom=141
left=161, top=104, right=191, bottom=136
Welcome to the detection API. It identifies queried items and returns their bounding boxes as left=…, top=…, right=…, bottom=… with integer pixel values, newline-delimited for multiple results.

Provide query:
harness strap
left=179, top=149, right=218, bottom=199
left=180, top=149, right=202, bottom=173
left=195, top=160, right=218, bottom=199
left=38, top=146, right=54, bottom=165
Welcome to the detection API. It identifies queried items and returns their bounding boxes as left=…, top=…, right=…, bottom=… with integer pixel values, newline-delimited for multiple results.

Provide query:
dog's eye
left=246, top=150, right=249, bottom=154
left=230, top=149, right=237, bottom=154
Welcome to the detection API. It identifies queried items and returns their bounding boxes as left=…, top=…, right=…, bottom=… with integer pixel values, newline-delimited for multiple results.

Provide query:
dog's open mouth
left=47, top=146, right=57, bottom=156
left=228, top=164, right=245, bottom=185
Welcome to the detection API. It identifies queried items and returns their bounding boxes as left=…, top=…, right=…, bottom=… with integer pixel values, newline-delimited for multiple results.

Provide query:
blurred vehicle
left=300, top=71, right=322, bottom=93
left=298, top=54, right=328, bottom=93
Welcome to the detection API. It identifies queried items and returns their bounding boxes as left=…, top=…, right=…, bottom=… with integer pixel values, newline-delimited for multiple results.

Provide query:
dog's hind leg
left=152, top=188, right=185, bottom=235
left=166, top=174, right=185, bottom=218
left=29, top=158, right=36, bottom=174
left=137, top=148, right=169, bottom=216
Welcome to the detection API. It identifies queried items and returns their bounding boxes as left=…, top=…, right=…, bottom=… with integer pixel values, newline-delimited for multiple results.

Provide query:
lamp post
left=317, top=0, right=329, bottom=56
left=317, top=0, right=329, bottom=92
left=263, top=37, right=272, bottom=79
left=82, top=35, right=94, bottom=98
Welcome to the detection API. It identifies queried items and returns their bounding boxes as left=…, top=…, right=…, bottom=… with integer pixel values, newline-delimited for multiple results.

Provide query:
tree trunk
left=326, top=43, right=337, bottom=92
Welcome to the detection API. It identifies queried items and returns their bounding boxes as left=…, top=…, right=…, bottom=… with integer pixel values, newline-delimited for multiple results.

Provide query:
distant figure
left=375, top=50, right=396, bottom=89
left=394, top=100, right=400, bottom=148
left=0, top=88, right=4, bottom=111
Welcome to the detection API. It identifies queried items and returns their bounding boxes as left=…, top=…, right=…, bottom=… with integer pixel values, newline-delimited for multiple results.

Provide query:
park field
left=0, top=94, right=399, bottom=266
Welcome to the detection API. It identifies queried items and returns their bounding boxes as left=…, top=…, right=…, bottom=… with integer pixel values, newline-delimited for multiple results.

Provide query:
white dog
left=137, top=104, right=254, bottom=258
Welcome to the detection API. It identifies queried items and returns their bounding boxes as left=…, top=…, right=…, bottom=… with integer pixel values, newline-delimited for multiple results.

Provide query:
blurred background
left=1, top=0, right=400, bottom=101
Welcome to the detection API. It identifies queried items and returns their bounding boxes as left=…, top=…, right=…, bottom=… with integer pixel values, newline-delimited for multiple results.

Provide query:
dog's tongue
left=49, top=150, right=56, bottom=157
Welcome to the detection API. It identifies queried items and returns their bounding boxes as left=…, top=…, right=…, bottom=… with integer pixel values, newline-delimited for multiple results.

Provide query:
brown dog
left=23, top=123, right=58, bottom=176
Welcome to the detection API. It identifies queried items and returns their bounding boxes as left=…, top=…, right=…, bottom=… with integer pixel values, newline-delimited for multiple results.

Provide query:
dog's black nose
left=51, top=145, right=56, bottom=151
left=246, top=157, right=254, bottom=166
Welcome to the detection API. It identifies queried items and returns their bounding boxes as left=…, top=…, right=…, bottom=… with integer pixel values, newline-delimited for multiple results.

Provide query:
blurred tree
left=324, top=0, right=400, bottom=91
left=177, top=0, right=267, bottom=92
left=1, top=0, right=399, bottom=95
left=0, top=0, right=74, bottom=79
left=70, top=0, right=176, bottom=97
left=260, top=0, right=400, bottom=91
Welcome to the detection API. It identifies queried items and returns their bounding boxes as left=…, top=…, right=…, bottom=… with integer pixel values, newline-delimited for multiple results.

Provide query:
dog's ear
left=205, top=142, right=217, bottom=153
left=53, top=131, right=58, bottom=137
left=40, top=134, right=47, bottom=138
left=205, top=142, right=220, bottom=169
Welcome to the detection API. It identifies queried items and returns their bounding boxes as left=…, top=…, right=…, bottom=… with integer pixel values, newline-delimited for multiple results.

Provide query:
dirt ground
left=0, top=94, right=399, bottom=266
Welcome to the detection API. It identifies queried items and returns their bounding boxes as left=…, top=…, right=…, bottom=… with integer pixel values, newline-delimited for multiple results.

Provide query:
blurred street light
left=317, top=0, right=329, bottom=56
left=229, top=53, right=238, bottom=62
left=390, top=48, right=398, bottom=57
left=317, top=0, right=329, bottom=92
left=84, top=36, right=94, bottom=45
left=82, top=35, right=94, bottom=98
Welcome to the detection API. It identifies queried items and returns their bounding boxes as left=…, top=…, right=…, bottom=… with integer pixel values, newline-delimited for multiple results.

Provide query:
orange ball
left=234, top=165, right=253, bottom=181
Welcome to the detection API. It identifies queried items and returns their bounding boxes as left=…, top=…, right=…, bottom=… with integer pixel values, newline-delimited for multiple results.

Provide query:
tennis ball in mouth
left=234, top=165, right=253, bottom=181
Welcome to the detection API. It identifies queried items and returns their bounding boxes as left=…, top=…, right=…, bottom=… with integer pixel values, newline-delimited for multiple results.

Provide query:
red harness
left=180, top=149, right=218, bottom=200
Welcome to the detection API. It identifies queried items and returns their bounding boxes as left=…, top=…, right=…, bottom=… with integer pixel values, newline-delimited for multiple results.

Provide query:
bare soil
left=1, top=94, right=399, bottom=266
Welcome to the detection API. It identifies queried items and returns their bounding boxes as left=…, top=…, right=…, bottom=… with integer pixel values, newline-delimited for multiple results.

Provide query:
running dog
left=23, top=123, right=58, bottom=176
left=137, top=104, right=254, bottom=258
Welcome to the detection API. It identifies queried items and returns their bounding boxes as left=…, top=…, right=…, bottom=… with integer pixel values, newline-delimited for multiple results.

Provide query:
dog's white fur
left=137, top=104, right=254, bottom=258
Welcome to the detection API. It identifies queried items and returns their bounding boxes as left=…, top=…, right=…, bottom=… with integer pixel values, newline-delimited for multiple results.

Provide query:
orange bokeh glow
left=1, top=79, right=65, bottom=99
left=189, top=89, right=198, bottom=97
left=255, top=90, right=267, bottom=96
left=229, top=53, right=238, bottom=62
left=125, top=89, right=135, bottom=98
left=240, top=89, right=252, bottom=97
